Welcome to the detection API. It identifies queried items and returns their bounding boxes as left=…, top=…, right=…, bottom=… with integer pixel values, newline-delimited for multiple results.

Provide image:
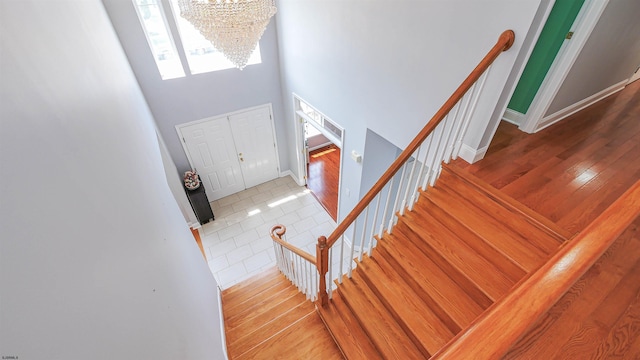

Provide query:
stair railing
left=270, top=30, right=515, bottom=305
left=431, top=180, right=640, bottom=359
left=270, top=225, right=320, bottom=301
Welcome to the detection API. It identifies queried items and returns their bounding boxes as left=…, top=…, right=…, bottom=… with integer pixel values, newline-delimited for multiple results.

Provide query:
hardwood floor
left=453, top=80, right=640, bottom=358
left=308, top=144, right=340, bottom=221
left=503, top=217, right=640, bottom=359
left=455, top=79, right=640, bottom=236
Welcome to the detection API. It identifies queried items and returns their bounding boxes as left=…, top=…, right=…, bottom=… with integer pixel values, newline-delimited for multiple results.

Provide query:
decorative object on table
left=184, top=170, right=201, bottom=190
left=177, top=0, right=277, bottom=70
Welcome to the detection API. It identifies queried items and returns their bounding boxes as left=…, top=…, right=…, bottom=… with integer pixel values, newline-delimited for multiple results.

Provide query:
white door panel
left=179, top=105, right=279, bottom=202
left=181, top=117, right=245, bottom=201
left=229, top=107, right=279, bottom=189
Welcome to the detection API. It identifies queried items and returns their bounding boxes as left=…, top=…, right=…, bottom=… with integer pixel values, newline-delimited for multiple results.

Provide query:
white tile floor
left=199, top=176, right=337, bottom=289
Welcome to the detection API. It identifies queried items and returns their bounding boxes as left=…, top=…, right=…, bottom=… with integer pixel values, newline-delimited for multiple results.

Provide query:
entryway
left=307, top=141, right=340, bottom=221
left=177, top=104, right=280, bottom=201
left=294, top=95, right=343, bottom=222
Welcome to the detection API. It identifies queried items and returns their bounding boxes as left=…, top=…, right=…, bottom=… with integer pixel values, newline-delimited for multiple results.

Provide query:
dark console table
left=186, top=184, right=214, bottom=225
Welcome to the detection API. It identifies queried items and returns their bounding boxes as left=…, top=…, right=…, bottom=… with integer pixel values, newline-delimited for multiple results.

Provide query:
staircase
left=255, top=29, right=631, bottom=358
left=317, top=164, right=570, bottom=359
left=222, top=267, right=343, bottom=359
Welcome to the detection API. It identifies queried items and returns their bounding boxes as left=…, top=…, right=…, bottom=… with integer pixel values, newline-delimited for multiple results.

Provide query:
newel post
left=316, top=236, right=329, bottom=306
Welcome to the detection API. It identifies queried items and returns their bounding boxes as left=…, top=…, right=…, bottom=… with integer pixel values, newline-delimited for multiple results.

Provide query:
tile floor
left=199, top=175, right=338, bottom=289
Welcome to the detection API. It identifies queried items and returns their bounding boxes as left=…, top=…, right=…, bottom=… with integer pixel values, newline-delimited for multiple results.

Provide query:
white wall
left=275, top=0, right=544, bottom=219
left=157, top=132, right=199, bottom=226
left=546, top=0, right=640, bottom=115
left=360, top=130, right=401, bottom=198
left=102, top=0, right=287, bottom=175
left=0, top=1, right=226, bottom=359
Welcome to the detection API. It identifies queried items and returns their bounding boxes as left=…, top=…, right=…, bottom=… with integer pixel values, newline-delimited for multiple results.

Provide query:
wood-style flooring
left=308, top=144, right=340, bottom=221
left=454, top=79, right=640, bottom=358
left=503, top=217, right=640, bottom=359
left=455, top=79, right=640, bottom=236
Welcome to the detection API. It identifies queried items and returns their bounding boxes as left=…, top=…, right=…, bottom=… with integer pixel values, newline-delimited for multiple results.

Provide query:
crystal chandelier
left=177, top=0, right=277, bottom=70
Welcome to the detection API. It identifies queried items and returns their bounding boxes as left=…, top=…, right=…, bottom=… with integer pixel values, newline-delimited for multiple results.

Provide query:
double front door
left=178, top=105, right=279, bottom=201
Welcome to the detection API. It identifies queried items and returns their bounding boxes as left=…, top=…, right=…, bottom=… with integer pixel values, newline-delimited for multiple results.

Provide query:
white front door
left=180, top=117, right=245, bottom=201
left=229, top=107, right=279, bottom=189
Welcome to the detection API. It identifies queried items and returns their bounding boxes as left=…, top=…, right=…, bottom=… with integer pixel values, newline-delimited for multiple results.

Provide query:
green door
left=508, top=0, right=585, bottom=115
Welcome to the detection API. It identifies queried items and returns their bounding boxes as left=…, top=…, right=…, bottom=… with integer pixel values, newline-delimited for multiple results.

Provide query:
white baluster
left=400, top=147, right=421, bottom=216
left=379, top=179, right=394, bottom=239
left=443, top=101, right=462, bottom=164
left=358, top=208, right=369, bottom=262
left=348, top=222, right=357, bottom=278
left=338, top=235, right=345, bottom=284
left=409, top=138, right=433, bottom=210
left=454, top=67, right=491, bottom=159
left=428, top=121, right=451, bottom=187
left=368, top=194, right=381, bottom=255
left=388, top=164, right=408, bottom=233
left=327, top=247, right=333, bottom=299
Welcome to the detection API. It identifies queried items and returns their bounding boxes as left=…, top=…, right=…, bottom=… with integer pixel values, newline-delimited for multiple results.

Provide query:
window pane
left=299, top=102, right=320, bottom=123
left=133, top=0, right=185, bottom=79
left=169, top=0, right=261, bottom=73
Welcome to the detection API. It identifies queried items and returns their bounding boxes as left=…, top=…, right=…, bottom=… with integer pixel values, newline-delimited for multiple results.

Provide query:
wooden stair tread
left=228, top=297, right=315, bottom=356
left=236, top=312, right=344, bottom=360
left=430, top=182, right=554, bottom=259
left=225, top=287, right=306, bottom=341
left=391, top=223, right=493, bottom=309
left=400, top=208, right=515, bottom=302
left=357, top=255, right=455, bottom=355
left=371, top=247, right=461, bottom=334
left=317, top=291, right=383, bottom=360
left=377, top=233, right=484, bottom=328
left=444, top=163, right=573, bottom=241
left=338, top=272, right=426, bottom=359
left=423, top=183, right=548, bottom=272
left=222, top=266, right=283, bottom=305
left=409, top=193, right=527, bottom=283
left=223, top=270, right=343, bottom=360
left=438, top=168, right=565, bottom=253
left=224, top=281, right=299, bottom=327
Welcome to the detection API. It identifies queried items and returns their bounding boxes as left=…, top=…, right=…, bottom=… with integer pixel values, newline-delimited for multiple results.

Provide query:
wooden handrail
left=324, top=30, right=515, bottom=248
left=270, top=224, right=317, bottom=264
left=432, top=180, right=640, bottom=359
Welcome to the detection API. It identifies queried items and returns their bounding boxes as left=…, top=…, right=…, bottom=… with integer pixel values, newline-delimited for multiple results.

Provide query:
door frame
left=175, top=103, right=281, bottom=192
left=519, top=0, right=609, bottom=133
left=292, top=93, right=343, bottom=222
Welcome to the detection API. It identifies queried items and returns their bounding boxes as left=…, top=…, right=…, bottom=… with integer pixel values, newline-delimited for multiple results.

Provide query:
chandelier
left=177, top=0, right=277, bottom=70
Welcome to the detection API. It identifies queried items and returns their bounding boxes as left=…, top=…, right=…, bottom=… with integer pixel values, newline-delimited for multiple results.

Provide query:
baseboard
left=536, top=79, right=627, bottom=132
left=502, top=108, right=524, bottom=126
left=280, top=170, right=305, bottom=186
left=458, top=143, right=489, bottom=164
left=217, top=286, right=229, bottom=360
